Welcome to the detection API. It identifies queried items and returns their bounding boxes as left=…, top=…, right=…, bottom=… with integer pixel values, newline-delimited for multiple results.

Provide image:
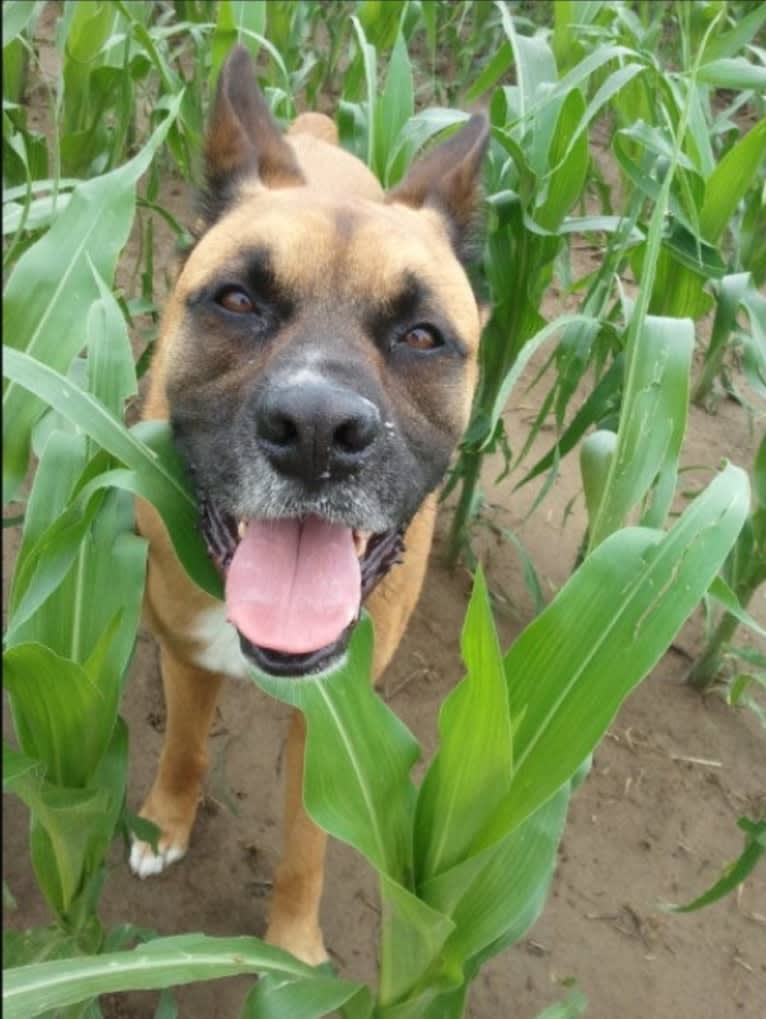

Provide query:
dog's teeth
left=237, top=520, right=247, bottom=540
left=353, top=530, right=372, bottom=558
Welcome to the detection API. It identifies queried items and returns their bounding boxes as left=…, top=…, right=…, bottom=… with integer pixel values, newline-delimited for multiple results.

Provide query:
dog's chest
left=188, top=605, right=251, bottom=680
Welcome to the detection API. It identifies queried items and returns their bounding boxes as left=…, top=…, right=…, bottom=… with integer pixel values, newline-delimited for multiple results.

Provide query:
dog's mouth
left=200, top=500, right=404, bottom=677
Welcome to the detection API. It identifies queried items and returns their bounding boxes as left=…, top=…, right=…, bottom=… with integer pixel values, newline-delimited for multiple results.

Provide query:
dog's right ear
left=202, top=45, right=304, bottom=220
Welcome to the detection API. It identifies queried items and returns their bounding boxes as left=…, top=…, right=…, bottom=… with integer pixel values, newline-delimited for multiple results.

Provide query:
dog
left=130, top=44, right=488, bottom=965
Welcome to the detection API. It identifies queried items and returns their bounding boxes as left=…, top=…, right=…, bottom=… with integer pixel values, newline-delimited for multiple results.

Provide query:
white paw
left=129, top=838, right=186, bottom=879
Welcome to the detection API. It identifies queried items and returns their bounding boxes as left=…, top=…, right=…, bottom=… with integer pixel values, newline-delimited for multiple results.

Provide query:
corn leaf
left=2, top=92, right=183, bottom=504
left=531, top=988, right=587, bottom=1018
left=2, top=0, right=42, bottom=44
left=708, top=576, right=766, bottom=640
left=350, top=16, right=377, bottom=170
left=414, top=568, right=512, bottom=882
left=2, top=349, right=221, bottom=600
left=423, top=784, right=570, bottom=969
left=703, top=5, right=766, bottom=62
left=696, top=58, right=766, bottom=90
left=473, top=462, right=748, bottom=853
left=251, top=619, right=417, bottom=883
left=375, top=30, right=414, bottom=185
left=378, top=875, right=454, bottom=1005
left=700, top=119, right=766, bottom=243
left=5, top=643, right=118, bottom=788
left=5, top=721, right=127, bottom=919
left=588, top=315, right=694, bottom=548
left=692, top=272, right=754, bottom=403
left=496, top=2, right=557, bottom=117
left=242, top=972, right=373, bottom=1019
left=2, top=935, right=364, bottom=1019
left=515, top=357, right=623, bottom=491
left=251, top=624, right=455, bottom=1004
left=384, top=108, right=466, bottom=188
left=580, top=430, right=617, bottom=529
left=480, top=315, right=601, bottom=452
left=534, top=88, right=589, bottom=230
left=7, top=430, right=89, bottom=641
left=664, top=817, right=766, bottom=913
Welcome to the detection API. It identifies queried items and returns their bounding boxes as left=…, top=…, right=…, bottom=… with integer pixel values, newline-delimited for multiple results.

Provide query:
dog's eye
left=216, top=287, right=255, bottom=314
left=401, top=325, right=442, bottom=352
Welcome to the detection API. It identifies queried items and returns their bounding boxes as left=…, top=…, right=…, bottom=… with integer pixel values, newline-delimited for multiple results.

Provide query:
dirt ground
left=4, top=29, right=766, bottom=1016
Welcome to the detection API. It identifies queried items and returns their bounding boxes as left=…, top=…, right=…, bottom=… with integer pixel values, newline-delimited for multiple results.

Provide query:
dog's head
left=161, top=46, right=488, bottom=676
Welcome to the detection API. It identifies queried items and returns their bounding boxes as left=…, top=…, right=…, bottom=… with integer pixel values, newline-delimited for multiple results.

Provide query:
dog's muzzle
left=195, top=374, right=404, bottom=678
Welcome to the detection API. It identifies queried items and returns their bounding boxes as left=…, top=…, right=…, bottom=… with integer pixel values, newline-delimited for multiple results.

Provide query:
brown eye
left=402, top=325, right=442, bottom=351
left=217, top=287, right=255, bottom=314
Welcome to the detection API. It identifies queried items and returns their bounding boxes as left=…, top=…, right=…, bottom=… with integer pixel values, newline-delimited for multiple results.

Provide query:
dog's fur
left=131, top=45, right=488, bottom=963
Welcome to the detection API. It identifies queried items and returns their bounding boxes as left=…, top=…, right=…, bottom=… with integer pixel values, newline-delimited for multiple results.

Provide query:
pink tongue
left=225, top=517, right=361, bottom=655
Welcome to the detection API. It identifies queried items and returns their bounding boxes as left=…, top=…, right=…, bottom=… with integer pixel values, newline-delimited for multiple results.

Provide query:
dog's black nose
left=255, top=380, right=381, bottom=481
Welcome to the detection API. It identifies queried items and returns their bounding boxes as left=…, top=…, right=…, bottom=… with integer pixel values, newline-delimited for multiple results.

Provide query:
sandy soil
left=3, top=21, right=765, bottom=1016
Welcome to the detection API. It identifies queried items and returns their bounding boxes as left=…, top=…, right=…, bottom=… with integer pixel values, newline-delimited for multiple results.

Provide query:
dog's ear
left=386, top=114, right=489, bottom=262
left=202, top=45, right=304, bottom=219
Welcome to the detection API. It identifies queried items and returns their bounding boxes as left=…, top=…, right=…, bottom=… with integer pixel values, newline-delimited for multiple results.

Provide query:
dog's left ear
left=202, top=45, right=304, bottom=219
left=386, top=114, right=489, bottom=262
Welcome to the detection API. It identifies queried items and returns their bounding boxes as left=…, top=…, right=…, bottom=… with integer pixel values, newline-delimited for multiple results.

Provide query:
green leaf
left=415, top=567, right=513, bottom=882
left=703, top=4, right=766, bottom=61
left=2, top=935, right=360, bottom=1019
left=4, top=642, right=117, bottom=787
left=480, top=316, right=601, bottom=452
left=475, top=463, right=749, bottom=853
left=3, top=1, right=42, bottom=44
left=531, top=987, right=588, bottom=1018
left=754, top=433, right=766, bottom=508
left=692, top=272, right=755, bottom=403
left=496, top=2, right=557, bottom=118
left=423, top=785, right=570, bottom=970
left=3, top=742, right=43, bottom=789
left=665, top=817, right=765, bottom=912
left=249, top=623, right=459, bottom=1003
left=243, top=971, right=373, bottom=1019
left=588, top=315, right=694, bottom=548
left=7, top=431, right=92, bottom=639
left=350, top=16, right=377, bottom=171
left=85, top=265, right=137, bottom=421
left=375, top=30, right=414, bottom=185
left=210, top=0, right=268, bottom=89
left=378, top=876, right=454, bottom=1005
left=696, top=58, right=766, bottom=90
left=9, top=758, right=114, bottom=916
left=534, top=88, right=589, bottom=231
left=464, top=42, right=513, bottom=103
left=1, top=350, right=221, bottom=600
left=708, top=577, right=766, bottom=640
left=7, top=271, right=144, bottom=641
left=384, top=108, right=467, bottom=188
left=516, top=356, right=624, bottom=491
left=2, top=91, right=183, bottom=503
left=580, top=430, right=617, bottom=530
left=700, top=119, right=766, bottom=244
left=250, top=619, right=418, bottom=883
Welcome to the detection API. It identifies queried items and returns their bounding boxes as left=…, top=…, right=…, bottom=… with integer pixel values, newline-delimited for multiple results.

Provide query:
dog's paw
left=129, top=837, right=187, bottom=879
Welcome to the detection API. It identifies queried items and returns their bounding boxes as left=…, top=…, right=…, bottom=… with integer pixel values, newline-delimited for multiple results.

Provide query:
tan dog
left=131, top=45, right=487, bottom=964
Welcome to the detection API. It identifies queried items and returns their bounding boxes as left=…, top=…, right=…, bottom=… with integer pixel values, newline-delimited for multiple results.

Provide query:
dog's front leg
left=130, top=644, right=224, bottom=877
left=265, top=709, right=329, bottom=965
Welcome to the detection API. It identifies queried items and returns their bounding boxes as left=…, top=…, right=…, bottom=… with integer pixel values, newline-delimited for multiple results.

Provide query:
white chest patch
left=188, top=604, right=251, bottom=680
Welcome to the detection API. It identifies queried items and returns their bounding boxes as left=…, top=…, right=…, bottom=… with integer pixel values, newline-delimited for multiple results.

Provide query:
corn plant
left=444, top=0, right=766, bottom=563
left=665, top=815, right=766, bottom=914
left=3, top=2, right=763, bottom=1016
left=3, top=461, right=750, bottom=1016
left=687, top=433, right=766, bottom=696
